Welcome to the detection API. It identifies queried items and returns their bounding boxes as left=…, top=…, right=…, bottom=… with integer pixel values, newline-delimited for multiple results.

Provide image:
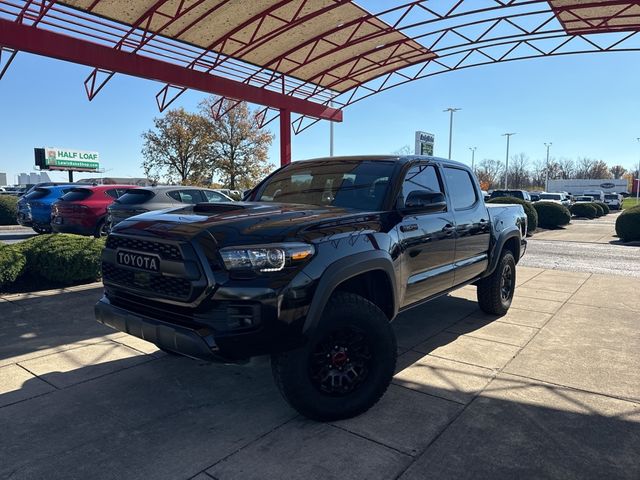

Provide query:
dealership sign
left=599, top=182, right=616, bottom=189
left=35, top=147, right=100, bottom=171
left=414, top=131, right=435, bottom=156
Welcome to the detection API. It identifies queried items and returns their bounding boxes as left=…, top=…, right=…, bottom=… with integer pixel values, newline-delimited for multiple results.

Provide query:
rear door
left=442, top=167, right=491, bottom=285
left=398, top=162, right=456, bottom=307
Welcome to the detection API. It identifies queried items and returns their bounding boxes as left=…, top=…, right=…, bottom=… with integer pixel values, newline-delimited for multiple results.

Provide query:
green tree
left=141, top=108, right=212, bottom=184
left=200, top=97, right=274, bottom=190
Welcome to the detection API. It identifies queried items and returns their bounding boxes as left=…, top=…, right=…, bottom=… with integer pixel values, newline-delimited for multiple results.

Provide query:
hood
left=111, top=202, right=392, bottom=247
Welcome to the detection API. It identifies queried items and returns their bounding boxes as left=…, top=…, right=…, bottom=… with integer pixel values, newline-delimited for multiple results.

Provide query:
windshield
left=116, top=189, right=154, bottom=205
left=577, top=196, right=593, bottom=201
left=605, top=194, right=618, bottom=199
left=540, top=193, right=562, bottom=200
left=61, top=189, right=93, bottom=202
left=254, top=160, right=396, bottom=210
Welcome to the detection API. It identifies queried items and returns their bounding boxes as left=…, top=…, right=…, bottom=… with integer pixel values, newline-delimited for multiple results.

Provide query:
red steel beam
left=0, top=19, right=342, bottom=122
left=280, top=109, right=291, bottom=166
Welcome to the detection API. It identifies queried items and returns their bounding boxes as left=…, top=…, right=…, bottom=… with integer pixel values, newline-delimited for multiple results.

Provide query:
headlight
left=220, top=243, right=315, bottom=272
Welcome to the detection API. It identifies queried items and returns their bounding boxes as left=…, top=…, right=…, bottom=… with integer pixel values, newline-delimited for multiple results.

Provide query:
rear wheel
left=271, top=292, right=396, bottom=421
left=477, top=250, right=516, bottom=315
left=32, top=225, right=51, bottom=234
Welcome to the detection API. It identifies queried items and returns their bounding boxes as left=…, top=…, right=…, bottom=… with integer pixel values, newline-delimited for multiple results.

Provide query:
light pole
left=502, top=133, right=516, bottom=189
left=443, top=107, right=461, bottom=159
left=636, top=138, right=640, bottom=205
left=469, top=147, right=476, bottom=170
left=544, top=142, right=552, bottom=192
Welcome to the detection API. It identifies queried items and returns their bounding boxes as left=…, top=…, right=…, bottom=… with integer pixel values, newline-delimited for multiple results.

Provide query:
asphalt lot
left=520, top=212, right=640, bottom=277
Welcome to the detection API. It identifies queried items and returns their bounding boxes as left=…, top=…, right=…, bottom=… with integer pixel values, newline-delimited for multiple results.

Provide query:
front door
left=397, top=163, right=456, bottom=307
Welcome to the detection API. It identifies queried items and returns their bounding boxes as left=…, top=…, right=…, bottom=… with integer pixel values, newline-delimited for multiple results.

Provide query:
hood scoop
left=193, top=202, right=248, bottom=214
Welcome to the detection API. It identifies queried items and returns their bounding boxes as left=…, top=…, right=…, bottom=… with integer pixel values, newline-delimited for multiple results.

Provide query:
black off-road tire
left=271, top=292, right=396, bottom=422
left=477, top=250, right=516, bottom=316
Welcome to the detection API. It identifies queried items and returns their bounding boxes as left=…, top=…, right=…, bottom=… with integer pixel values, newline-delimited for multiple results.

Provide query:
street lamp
left=469, top=147, right=477, bottom=170
left=502, top=133, right=516, bottom=189
left=443, top=107, right=461, bottom=159
left=544, top=142, right=552, bottom=192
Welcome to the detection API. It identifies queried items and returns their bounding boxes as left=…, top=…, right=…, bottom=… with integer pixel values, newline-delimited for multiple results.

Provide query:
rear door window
left=444, top=167, right=478, bottom=210
left=105, top=189, right=119, bottom=199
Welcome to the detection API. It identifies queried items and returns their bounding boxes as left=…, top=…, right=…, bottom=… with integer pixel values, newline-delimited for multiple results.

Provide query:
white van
left=604, top=193, right=623, bottom=210
left=583, top=190, right=604, bottom=201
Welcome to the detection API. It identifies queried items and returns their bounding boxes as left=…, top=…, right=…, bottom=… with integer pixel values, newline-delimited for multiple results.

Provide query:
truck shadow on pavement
left=2, top=290, right=639, bottom=479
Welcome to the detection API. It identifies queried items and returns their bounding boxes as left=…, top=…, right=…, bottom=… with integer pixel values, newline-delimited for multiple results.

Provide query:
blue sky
left=1, top=48, right=639, bottom=184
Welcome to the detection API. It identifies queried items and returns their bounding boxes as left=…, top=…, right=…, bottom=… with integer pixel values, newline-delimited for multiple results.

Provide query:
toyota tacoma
left=95, top=156, right=527, bottom=421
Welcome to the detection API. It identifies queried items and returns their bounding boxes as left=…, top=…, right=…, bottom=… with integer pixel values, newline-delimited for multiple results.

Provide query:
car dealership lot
left=1, top=266, right=639, bottom=480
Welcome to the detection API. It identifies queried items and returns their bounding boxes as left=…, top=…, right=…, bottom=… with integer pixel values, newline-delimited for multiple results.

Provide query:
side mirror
left=402, top=190, right=447, bottom=213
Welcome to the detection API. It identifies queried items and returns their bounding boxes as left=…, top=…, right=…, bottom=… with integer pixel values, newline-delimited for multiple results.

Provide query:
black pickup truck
left=95, top=156, right=527, bottom=421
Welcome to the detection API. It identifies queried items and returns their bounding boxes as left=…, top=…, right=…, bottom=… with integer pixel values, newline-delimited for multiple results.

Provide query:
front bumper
left=95, top=296, right=240, bottom=363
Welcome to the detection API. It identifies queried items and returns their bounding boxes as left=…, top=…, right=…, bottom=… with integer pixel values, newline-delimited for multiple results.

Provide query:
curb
left=0, top=281, right=103, bottom=302
left=0, top=225, right=32, bottom=232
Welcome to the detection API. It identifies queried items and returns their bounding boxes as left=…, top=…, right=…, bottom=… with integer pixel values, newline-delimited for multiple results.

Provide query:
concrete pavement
left=0, top=225, right=36, bottom=244
left=1, top=266, right=638, bottom=480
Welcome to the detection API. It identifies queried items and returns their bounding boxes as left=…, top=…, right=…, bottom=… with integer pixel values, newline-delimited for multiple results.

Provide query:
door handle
left=442, top=224, right=455, bottom=235
left=400, top=223, right=418, bottom=232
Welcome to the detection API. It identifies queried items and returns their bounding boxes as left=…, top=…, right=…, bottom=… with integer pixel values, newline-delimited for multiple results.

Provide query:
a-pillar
left=280, top=109, right=291, bottom=167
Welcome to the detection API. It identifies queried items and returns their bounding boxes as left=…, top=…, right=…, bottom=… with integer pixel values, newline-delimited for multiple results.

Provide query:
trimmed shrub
left=0, top=195, right=18, bottom=225
left=594, top=201, right=610, bottom=215
left=488, top=196, right=538, bottom=232
left=0, top=244, right=26, bottom=287
left=591, top=202, right=604, bottom=217
left=570, top=203, right=597, bottom=219
left=19, top=234, right=106, bottom=284
left=533, top=202, right=571, bottom=229
left=616, top=207, right=640, bottom=242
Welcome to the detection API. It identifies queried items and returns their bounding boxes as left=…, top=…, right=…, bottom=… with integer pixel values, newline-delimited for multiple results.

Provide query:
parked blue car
left=17, top=184, right=75, bottom=233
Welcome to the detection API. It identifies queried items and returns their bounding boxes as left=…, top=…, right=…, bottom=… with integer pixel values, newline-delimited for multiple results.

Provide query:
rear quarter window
left=116, top=190, right=154, bottom=204
left=444, top=168, right=478, bottom=210
left=61, top=189, right=93, bottom=201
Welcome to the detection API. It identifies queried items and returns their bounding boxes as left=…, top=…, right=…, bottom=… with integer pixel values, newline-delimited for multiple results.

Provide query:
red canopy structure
left=2, top=0, right=640, bottom=165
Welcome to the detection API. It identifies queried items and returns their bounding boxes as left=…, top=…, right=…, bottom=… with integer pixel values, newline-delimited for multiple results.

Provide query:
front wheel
left=477, top=250, right=516, bottom=315
left=271, top=292, right=396, bottom=422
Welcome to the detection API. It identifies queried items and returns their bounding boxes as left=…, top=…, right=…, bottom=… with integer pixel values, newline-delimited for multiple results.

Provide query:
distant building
left=0, top=173, right=6, bottom=186
left=547, top=179, right=628, bottom=195
left=18, top=173, right=29, bottom=185
left=40, top=171, right=51, bottom=182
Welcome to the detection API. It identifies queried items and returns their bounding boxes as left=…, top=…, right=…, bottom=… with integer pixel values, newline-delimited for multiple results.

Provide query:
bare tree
left=475, top=158, right=504, bottom=189
left=575, top=157, right=596, bottom=178
left=507, top=153, right=530, bottom=189
left=610, top=165, right=627, bottom=179
left=141, top=108, right=212, bottom=184
left=200, top=97, right=274, bottom=190
left=589, top=160, right=612, bottom=179
left=557, top=158, right=575, bottom=179
left=530, top=159, right=546, bottom=188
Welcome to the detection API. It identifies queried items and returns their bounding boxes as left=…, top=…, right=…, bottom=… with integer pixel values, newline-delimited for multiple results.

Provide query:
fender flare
left=483, top=227, right=521, bottom=278
left=302, top=251, right=398, bottom=334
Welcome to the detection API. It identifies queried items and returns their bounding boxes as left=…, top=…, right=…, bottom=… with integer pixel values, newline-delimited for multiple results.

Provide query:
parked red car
left=51, top=185, right=139, bottom=237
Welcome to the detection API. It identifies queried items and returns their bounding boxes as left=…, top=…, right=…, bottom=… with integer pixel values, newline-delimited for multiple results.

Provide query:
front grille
left=106, top=236, right=182, bottom=261
left=102, top=263, right=191, bottom=299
